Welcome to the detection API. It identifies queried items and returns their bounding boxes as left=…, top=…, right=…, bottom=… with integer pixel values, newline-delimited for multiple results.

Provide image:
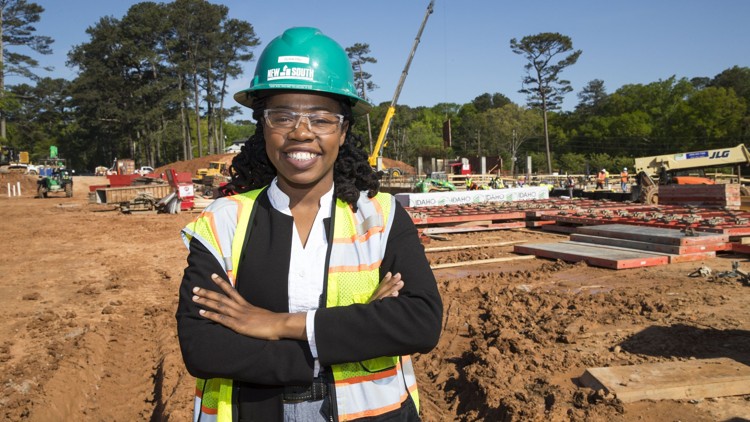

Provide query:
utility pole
left=355, top=61, right=374, bottom=153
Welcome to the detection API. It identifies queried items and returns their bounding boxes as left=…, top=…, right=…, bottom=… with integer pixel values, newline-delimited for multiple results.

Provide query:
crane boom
left=369, top=0, right=435, bottom=170
left=634, top=144, right=750, bottom=176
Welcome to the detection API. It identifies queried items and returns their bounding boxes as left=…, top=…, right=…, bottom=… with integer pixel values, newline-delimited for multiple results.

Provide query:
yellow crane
left=368, top=0, right=435, bottom=177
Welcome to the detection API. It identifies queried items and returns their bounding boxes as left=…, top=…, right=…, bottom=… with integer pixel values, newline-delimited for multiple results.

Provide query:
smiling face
left=263, top=92, right=349, bottom=199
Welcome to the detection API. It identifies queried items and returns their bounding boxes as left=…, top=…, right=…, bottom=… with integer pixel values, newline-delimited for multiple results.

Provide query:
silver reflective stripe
left=328, top=193, right=392, bottom=270
left=193, top=397, right=217, bottom=422
left=356, top=214, right=383, bottom=236
left=335, top=359, right=417, bottom=420
left=181, top=197, right=241, bottom=276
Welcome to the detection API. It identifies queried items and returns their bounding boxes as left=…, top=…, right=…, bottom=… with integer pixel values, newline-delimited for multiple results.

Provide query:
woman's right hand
left=367, top=272, right=404, bottom=303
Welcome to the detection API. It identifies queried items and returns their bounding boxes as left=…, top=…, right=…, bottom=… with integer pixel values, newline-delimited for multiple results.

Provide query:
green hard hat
left=234, top=27, right=371, bottom=116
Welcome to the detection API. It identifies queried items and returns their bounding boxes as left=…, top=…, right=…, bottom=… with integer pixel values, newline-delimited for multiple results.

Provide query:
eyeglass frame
left=263, top=108, right=345, bottom=135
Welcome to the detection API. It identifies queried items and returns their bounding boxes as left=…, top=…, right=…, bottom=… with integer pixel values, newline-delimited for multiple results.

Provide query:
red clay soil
left=1, top=170, right=749, bottom=421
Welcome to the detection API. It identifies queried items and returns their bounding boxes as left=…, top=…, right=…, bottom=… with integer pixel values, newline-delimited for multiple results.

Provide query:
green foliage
left=60, top=0, right=259, bottom=169
left=710, top=66, right=750, bottom=106
left=557, top=152, right=588, bottom=174
left=510, top=32, right=582, bottom=173
left=346, top=43, right=378, bottom=98
left=525, top=151, right=549, bottom=174
left=223, top=121, right=255, bottom=145
left=471, top=92, right=511, bottom=112
left=3, top=1, right=748, bottom=178
left=510, top=32, right=582, bottom=111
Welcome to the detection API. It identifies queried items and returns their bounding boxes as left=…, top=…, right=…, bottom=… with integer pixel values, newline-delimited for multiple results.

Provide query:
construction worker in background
left=620, top=167, right=630, bottom=192
left=176, top=27, right=442, bottom=422
left=603, top=168, right=610, bottom=189
left=596, top=169, right=606, bottom=189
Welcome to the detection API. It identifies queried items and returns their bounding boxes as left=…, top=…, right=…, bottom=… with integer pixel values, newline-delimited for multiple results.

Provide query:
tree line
left=357, top=67, right=749, bottom=176
left=3, top=0, right=259, bottom=171
left=1, top=0, right=748, bottom=176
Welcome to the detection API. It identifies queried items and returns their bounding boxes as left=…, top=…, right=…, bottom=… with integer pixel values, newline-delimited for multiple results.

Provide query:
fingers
left=368, top=272, right=405, bottom=303
left=191, top=274, right=245, bottom=315
left=387, top=273, right=404, bottom=298
left=210, top=273, right=250, bottom=305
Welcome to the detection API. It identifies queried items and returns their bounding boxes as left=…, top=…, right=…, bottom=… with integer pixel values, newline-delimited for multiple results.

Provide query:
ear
left=338, top=121, right=349, bottom=147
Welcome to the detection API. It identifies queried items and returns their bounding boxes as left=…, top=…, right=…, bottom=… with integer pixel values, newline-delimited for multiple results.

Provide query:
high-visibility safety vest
left=621, top=171, right=629, bottom=182
left=181, top=188, right=420, bottom=422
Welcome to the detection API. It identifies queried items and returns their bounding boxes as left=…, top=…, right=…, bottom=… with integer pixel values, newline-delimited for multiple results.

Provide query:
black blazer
left=176, top=191, right=442, bottom=420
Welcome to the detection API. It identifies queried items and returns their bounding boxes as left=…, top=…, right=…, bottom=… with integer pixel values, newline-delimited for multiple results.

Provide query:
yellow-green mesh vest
left=181, top=189, right=419, bottom=422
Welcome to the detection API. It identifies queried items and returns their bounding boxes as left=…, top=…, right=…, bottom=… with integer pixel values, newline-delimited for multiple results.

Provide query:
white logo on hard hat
left=267, top=65, right=315, bottom=82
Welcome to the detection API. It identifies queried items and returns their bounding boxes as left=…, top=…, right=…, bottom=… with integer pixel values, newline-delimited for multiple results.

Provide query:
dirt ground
left=1, top=173, right=749, bottom=421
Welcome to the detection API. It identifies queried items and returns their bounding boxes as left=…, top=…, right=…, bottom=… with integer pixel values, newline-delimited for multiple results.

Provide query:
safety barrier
left=6, top=181, right=21, bottom=197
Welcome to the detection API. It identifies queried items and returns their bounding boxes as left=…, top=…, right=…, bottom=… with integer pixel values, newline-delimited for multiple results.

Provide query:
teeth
left=287, top=151, right=317, bottom=161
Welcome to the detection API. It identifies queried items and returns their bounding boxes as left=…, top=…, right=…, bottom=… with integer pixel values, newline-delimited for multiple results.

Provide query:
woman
left=176, top=27, right=443, bottom=422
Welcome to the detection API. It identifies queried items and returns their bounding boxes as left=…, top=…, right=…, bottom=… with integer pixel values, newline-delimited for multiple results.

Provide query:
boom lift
left=634, top=144, right=750, bottom=204
left=368, top=0, right=435, bottom=177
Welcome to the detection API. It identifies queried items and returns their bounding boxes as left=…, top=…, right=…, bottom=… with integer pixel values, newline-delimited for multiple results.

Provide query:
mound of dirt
left=153, top=153, right=237, bottom=177
left=0, top=173, right=40, bottom=198
left=382, top=157, right=416, bottom=175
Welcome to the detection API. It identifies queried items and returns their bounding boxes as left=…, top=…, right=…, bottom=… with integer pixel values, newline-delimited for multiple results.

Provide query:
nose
left=294, top=115, right=314, bottom=132
left=289, top=115, right=314, bottom=140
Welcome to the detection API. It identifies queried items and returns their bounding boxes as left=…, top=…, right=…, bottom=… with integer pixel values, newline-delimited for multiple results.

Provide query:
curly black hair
left=224, top=96, right=380, bottom=208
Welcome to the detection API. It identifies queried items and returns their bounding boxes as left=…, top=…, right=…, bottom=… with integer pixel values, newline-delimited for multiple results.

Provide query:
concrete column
left=481, top=157, right=486, bottom=174
left=526, top=156, right=532, bottom=179
left=417, top=157, right=423, bottom=176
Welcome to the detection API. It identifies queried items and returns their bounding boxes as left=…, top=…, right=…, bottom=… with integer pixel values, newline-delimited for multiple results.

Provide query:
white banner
left=395, top=186, right=549, bottom=208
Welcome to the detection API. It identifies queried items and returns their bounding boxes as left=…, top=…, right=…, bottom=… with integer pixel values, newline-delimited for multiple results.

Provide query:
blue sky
left=16, top=0, right=750, bottom=119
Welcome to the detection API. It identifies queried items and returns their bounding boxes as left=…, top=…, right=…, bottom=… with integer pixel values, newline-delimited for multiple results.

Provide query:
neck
left=277, top=177, right=334, bottom=209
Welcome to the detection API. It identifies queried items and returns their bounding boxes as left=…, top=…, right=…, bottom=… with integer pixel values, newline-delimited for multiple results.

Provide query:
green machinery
left=37, top=168, right=73, bottom=198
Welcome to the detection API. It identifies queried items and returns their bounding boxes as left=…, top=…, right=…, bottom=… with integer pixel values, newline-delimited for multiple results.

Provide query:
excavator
left=368, top=0, right=434, bottom=178
left=634, top=144, right=750, bottom=204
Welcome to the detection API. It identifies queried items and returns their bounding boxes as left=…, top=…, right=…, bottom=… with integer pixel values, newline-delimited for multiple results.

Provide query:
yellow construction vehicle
left=369, top=0, right=434, bottom=178
left=634, top=144, right=750, bottom=203
left=194, top=161, right=228, bottom=181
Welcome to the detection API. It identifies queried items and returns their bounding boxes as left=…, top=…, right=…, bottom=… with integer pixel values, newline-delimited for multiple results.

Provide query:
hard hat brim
left=234, top=87, right=372, bottom=116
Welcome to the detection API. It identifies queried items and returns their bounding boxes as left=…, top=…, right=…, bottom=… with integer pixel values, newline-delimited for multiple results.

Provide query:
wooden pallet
left=580, top=358, right=750, bottom=403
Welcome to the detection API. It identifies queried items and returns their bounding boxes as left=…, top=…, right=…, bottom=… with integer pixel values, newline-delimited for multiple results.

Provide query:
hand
left=192, top=273, right=306, bottom=340
left=367, top=272, right=404, bottom=303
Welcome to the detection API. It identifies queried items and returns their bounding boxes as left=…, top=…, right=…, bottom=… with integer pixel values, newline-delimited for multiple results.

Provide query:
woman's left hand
left=192, top=273, right=306, bottom=341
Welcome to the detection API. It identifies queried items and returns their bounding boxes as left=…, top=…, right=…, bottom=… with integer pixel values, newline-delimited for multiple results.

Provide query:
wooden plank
left=576, top=224, right=728, bottom=246
left=667, top=251, right=716, bottom=263
left=525, top=220, right=557, bottom=227
left=430, top=255, right=536, bottom=270
left=513, top=241, right=669, bottom=270
left=579, top=358, right=750, bottom=403
left=424, top=241, right=524, bottom=253
left=570, top=233, right=727, bottom=255
left=411, top=211, right=525, bottom=225
left=659, top=184, right=740, bottom=209
left=421, top=221, right=526, bottom=235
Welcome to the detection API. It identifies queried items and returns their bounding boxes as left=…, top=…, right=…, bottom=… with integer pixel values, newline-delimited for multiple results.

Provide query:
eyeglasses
left=263, top=109, right=344, bottom=135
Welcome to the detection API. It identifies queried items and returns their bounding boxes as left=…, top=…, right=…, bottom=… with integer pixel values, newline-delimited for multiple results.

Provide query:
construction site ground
left=2, top=173, right=749, bottom=421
